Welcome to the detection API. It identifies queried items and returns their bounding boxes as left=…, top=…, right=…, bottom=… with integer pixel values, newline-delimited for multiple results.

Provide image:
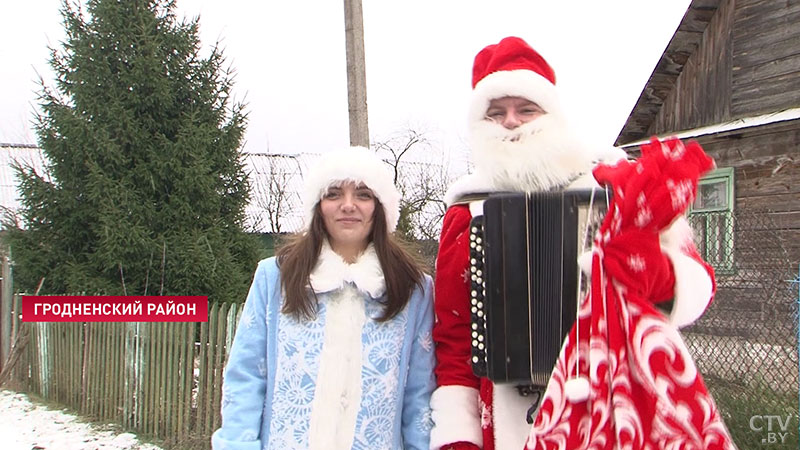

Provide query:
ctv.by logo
left=749, top=415, right=797, bottom=445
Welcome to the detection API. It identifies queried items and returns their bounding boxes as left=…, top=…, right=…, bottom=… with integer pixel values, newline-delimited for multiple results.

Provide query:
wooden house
left=616, top=5, right=798, bottom=443
left=616, top=0, right=799, bottom=336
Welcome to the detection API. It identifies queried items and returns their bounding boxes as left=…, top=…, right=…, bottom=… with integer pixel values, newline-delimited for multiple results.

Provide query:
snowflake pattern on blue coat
left=211, top=258, right=435, bottom=450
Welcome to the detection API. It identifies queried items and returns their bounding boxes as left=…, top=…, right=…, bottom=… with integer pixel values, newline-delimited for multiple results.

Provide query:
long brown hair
left=276, top=200, right=424, bottom=322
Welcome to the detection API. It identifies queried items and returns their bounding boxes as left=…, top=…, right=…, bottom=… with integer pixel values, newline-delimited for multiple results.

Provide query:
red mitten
left=441, top=442, right=481, bottom=450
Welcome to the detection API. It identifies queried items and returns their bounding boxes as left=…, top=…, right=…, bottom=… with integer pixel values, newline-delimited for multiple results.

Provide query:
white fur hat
left=303, top=146, right=401, bottom=232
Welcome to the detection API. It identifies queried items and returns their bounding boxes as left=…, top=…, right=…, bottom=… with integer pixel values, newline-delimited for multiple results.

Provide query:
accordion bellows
left=469, top=189, right=607, bottom=386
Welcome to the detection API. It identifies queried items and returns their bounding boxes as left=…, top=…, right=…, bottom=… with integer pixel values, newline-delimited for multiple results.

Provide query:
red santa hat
left=303, top=146, right=401, bottom=232
left=468, top=36, right=562, bottom=125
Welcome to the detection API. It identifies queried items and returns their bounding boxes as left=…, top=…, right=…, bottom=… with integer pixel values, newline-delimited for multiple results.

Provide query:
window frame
left=692, top=167, right=735, bottom=213
left=688, top=167, right=735, bottom=274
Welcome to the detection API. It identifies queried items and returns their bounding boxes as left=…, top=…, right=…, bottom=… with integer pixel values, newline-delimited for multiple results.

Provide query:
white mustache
left=499, top=127, right=543, bottom=143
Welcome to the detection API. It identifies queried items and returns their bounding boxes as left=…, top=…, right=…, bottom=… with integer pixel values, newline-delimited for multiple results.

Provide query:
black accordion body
left=468, top=189, right=607, bottom=386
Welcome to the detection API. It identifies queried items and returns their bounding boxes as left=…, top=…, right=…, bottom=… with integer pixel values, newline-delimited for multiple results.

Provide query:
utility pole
left=343, top=0, right=369, bottom=147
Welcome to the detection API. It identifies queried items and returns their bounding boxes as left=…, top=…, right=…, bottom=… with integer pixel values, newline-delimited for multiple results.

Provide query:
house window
left=688, top=167, right=735, bottom=273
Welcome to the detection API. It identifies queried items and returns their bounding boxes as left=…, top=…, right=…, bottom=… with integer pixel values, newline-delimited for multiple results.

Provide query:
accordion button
left=477, top=311, right=483, bottom=318
left=470, top=242, right=476, bottom=248
left=478, top=343, right=484, bottom=350
left=470, top=266, right=476, bottom=273
left=471, top=331, right=478, bottom=338
left=476, top=245, right=482, bottom=252
left=471, top=275, right=477, bottom=281
left=472, top=340, right=478, bottom=347
left=470, top=290, right=477, bottom=297
left=472, top=356, right=479, bottom=363
left=471, top=227, right=477, bottom=233
left=476, top=277, right=482, bottom=284
left=470, top=258, right=476, bottom=265
left=476, top=237, right=482, bottom=244
left=477, top=302, right=483, bottom=308
left=471, top=323, right=478, bottom=330
left=478, top=335, right=484, bottom=342
left=476, top=270, right=482, bottom=277
left=471, top=307, right=477, bottom=313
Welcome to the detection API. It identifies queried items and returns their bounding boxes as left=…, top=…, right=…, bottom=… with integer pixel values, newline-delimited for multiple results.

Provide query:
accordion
left=468, top=189, right=607, bottom=386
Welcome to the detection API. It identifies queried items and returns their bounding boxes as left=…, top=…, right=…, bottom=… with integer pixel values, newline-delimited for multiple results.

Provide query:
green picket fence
left=6, top=294, right=241, bottom=449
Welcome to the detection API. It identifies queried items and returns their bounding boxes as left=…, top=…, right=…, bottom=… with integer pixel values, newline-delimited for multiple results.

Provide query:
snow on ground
left=0, top=389, right=163, bottom=450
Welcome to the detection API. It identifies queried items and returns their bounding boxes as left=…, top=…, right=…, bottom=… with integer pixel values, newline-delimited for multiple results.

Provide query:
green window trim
left=688, top=167, right=735, bottom=274
left=692, top=167, right=735, bottom=213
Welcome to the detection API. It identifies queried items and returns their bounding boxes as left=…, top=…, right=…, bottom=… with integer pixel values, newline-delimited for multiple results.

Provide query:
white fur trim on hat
left=468, top=69, right=562, bottom=126
left=303, top=146, right=401, bottom=232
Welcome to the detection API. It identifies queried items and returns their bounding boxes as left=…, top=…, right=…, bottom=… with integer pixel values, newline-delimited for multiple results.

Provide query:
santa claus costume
left=430, top=37, right=729, bottom=450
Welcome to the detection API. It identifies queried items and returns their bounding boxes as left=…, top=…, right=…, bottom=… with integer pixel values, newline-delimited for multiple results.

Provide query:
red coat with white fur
left=429, top=174, right=715, bottom=450
left=431, top=202, right=537, bottom=450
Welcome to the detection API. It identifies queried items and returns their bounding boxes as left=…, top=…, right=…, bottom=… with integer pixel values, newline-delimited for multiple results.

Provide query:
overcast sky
left=1, top=0, right=691, bottom=165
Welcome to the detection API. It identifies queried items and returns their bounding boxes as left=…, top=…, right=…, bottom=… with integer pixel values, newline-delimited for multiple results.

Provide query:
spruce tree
left=4, top=0, right=258, bottom=302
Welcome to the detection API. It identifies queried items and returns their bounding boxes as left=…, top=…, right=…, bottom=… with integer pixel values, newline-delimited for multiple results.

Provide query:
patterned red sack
left=525, top=137, right=736, bottom=450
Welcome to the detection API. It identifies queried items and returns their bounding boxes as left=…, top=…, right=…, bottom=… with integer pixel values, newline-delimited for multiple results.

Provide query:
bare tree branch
left=371, top=128, right=454, bottom=242
left=249, top=153, right=302, bottom=233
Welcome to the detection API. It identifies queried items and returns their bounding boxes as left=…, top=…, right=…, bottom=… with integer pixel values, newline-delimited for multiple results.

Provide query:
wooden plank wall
left=6, top=297, right=242, bottom=450
left=690, top=122, right=800, bottom=337
left=697, top=120, right=800, bottom=242
left=649, top=0, right=800, bottom=137
left=650, top=0, right=734, bottom=135
left=731, top=0, right=800, bottom=116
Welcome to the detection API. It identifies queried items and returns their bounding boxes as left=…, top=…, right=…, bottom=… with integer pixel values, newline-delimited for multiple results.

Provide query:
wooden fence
left=6, top=294, right=241, bottom=449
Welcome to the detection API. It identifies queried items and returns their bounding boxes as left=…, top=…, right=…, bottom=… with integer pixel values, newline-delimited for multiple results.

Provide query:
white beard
left=468, top=114, right=597, bottom=193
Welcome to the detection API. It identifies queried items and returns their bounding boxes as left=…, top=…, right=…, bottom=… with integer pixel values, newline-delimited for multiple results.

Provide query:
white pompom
left=564, top=377, right=590, bottom=403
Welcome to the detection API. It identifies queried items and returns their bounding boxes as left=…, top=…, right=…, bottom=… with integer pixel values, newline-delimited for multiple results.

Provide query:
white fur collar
left=309, top=241, right=386, bottom=298
left=443, top=172, right=496, bottom=206
left=443, top=169, right=611, bottom=207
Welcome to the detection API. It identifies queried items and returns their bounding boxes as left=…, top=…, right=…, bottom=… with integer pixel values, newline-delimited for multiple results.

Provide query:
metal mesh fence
left=686, top=210, right=799, bottom=448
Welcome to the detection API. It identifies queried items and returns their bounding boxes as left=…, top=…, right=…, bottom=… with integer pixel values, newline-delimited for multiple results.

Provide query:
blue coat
left=212, top=255, right=435, bottom=450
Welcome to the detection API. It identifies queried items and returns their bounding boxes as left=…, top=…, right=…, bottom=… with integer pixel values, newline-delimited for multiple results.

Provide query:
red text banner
left=22, top=296, right=208, bottom=322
